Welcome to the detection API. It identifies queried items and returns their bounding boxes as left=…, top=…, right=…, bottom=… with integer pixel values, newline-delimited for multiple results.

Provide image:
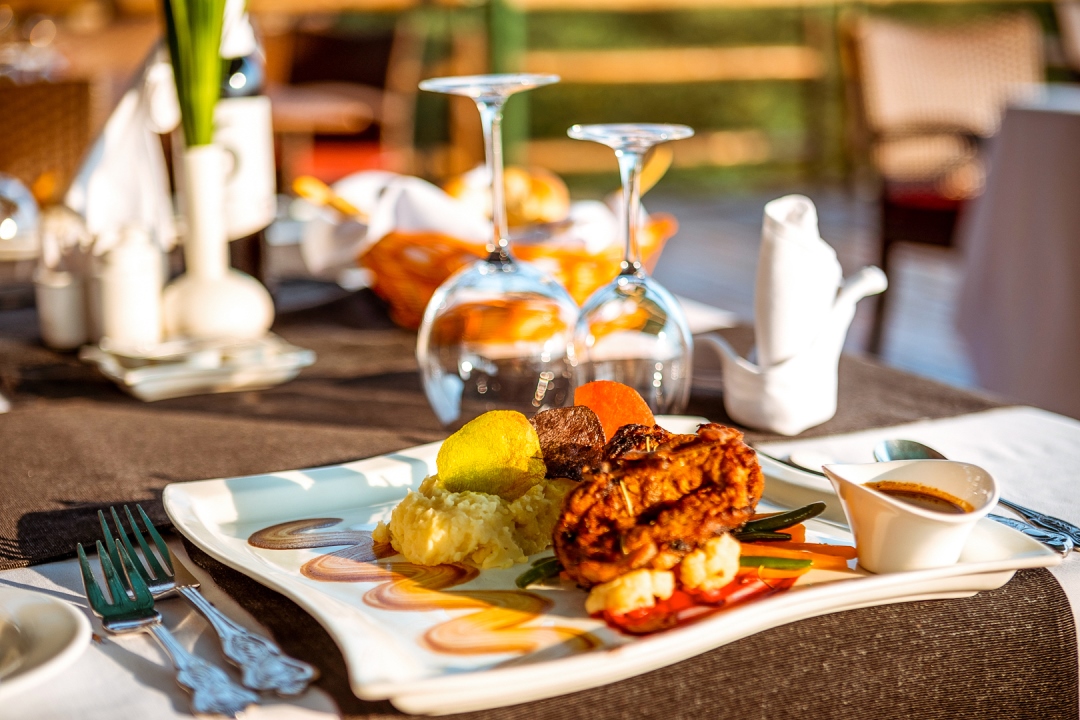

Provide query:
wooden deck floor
left=648, top=188, right=977, bottom=388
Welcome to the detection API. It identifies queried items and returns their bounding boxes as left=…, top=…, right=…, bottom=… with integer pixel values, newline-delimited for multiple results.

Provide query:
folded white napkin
left=754, top=195, right=843, bottom=367
left=65, top=49, right=179, bottom=254
left=703, top=195, right=886, bottom=435
left=300, top=172, right=490, bottom=278
left=299, top=170, right=627, bottom=280
left=365, top=175, right=490, bottom=249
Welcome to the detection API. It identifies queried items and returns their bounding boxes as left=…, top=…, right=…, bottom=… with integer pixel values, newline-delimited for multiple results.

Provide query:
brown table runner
left=0, top=290, right=1000, bottom=571
left=0, top=290, right=1074, bottom=718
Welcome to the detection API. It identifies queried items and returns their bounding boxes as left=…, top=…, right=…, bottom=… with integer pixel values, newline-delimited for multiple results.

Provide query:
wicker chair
left=843, top=13, right=1044, bottom=354
left=265, top=15, right=426, bottom=182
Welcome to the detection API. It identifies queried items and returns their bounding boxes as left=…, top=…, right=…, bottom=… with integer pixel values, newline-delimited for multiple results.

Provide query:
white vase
left=162, top=144, right=273, bottom=341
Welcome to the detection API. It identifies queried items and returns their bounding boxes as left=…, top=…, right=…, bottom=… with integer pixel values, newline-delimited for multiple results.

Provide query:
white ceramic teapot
left=701, top=265, right=886, bottom=436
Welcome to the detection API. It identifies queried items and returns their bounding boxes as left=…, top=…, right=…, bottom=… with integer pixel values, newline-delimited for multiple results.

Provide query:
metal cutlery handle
left=997, top=498, right=1080, bottom=546
left=147, top=622, right=258, bottom=717
left=178, top=585, right=317, bottom=695
left=988, top=514, right=1074, bottom=556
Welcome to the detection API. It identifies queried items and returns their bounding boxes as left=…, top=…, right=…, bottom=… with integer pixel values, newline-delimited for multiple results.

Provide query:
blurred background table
left=956, top=84, right=1080, bottom=420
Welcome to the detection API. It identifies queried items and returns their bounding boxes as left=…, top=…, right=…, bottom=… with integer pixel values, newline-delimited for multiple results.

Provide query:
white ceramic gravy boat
left=823, top=460, right=999, bottom=574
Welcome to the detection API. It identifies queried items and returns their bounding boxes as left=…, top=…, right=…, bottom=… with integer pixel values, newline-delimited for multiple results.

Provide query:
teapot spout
left=701, top=333, right=747, bottom=367
left=813, top=265, right=887, bottom=342
left=833, top=266, right=887, bottom=316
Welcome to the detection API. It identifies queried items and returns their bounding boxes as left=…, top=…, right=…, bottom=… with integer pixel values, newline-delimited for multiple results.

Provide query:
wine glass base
left=419, top=74, right=560, bottom=101
left=572, top=274, right=693, bottom=415
left=417, top=258, right=578, bottom=427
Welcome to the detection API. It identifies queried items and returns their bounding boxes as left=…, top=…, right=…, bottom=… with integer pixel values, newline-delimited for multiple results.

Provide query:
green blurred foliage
left=529, top=82, right=807, bottom=138
left=329, top=2, right=1065, bottom=191
left=564, top=163, right=814, bottom=198
left=527, top=8, right=807, bottom=49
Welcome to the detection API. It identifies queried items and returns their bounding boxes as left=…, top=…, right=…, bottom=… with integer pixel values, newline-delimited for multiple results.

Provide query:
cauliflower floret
left=371, top=521, right=390, bottom=544
left=585, top=569, right=675, bottom=616
left=678, top=533, right=740, bottom=592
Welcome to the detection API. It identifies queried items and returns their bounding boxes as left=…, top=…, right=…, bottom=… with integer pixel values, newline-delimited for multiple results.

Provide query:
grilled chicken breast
left=553, top=423, right=763, bottom=587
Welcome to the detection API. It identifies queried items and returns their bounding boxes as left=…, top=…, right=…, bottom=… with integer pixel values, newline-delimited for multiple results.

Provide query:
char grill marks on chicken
left=554, top=423, right=763, bottom=587
left=602, top=423, right=676, bottom=461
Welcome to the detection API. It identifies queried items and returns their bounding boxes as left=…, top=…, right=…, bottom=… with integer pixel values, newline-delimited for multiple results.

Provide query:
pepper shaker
left=98, top=226, right=164, bottom=352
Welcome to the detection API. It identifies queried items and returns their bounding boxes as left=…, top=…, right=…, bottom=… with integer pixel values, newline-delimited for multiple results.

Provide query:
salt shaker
left=98, top=227, right=163, bottom=352
left=34, top=267, right=89, bottom=350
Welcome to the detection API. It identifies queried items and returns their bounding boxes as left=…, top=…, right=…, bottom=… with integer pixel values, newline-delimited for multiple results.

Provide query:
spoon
left=874, top=439, right=1080, bottom=550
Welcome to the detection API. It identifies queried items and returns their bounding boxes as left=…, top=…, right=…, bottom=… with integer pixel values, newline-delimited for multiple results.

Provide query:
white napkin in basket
left=299, top=170, right=625, bottom=281
left=300, top=172, right=489, bottom=278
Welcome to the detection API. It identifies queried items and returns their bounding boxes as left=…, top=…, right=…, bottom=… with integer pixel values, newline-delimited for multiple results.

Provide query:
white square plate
left=163, top=416, right=1061, bottom=715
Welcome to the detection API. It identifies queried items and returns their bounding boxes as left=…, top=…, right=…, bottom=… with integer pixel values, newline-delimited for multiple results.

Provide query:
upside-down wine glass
left=567, top=123, right=695, bottom=414
left=416, top=74, right=579, bottom=428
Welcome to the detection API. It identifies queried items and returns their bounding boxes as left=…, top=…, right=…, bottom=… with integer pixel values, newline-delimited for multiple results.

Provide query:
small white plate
left=0, top=586, right=91, bottom=701
left=164, top=415, right=1061, bottom=715
left=80, top=333, right=316, bottom=402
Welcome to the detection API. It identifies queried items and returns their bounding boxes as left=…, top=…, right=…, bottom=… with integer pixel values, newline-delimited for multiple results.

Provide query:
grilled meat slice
left=554, top=423, right=763, bottom=587
left=603, top=424, right=676, bottom=461
left=531, top=406, right=606, bottom=481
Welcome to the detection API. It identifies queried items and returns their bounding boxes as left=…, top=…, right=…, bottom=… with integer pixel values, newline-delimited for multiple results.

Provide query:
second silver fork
left=100, top=505, right=318, bottom=696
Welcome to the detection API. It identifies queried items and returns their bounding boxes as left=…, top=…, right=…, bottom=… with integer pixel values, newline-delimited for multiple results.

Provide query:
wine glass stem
left=477, top=99, right=510, bottom=263
left=616, top=149, right=645, bottom=276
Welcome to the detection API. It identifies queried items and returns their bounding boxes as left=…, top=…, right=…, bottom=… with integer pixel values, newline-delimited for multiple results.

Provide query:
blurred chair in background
left=264, top=14, right=425, bottom=184
left=842, top=12, right=1043, bottom=354
left=1055, top=0, right=1080, bottom=73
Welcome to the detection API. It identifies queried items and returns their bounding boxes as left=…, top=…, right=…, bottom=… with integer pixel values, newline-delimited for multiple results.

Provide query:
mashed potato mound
left=379, top=475, right=576, bottom=569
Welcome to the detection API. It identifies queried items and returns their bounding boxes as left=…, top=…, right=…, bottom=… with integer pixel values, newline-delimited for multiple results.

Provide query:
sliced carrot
left=741, top=543, right=851, bottom=571
left=574, top=380, right=655, bottom=441
left=776, top=523, right=806, bottom=543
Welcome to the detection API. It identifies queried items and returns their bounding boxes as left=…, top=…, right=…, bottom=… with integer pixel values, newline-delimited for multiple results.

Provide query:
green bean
left=739, top=556, right=812, bottom=570
left=741, top=502, right=826, bottom=533
left=733, top=531, right=792, bottom=542
left=516, top=558, right=563, bottom=588
left=532, top=555, right=557, bottom=567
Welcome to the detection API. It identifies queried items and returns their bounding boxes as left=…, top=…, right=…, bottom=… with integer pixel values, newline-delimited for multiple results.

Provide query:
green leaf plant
left=162, top=0, right=226, bottom=146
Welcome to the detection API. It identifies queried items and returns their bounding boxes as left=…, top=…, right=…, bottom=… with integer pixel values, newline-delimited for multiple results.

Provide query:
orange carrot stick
left=741, top=543, right=852, bottom=571
left=764, top=542, right=857, bottom=559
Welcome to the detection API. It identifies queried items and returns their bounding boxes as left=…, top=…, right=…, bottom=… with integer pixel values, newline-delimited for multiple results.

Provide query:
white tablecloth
left=0, top=540, right=339, bottom=720
left=4, top=406, right=1079, bottom=718
left=956, top=84, right=1080, bottom=419
left=759, top=406, right=1080, bottom=643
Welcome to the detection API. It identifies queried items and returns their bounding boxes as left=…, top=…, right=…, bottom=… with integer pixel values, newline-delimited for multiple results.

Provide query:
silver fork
left=77, top=540, right=258, bottom=717
left=100, top=505, right=318, bottom=696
